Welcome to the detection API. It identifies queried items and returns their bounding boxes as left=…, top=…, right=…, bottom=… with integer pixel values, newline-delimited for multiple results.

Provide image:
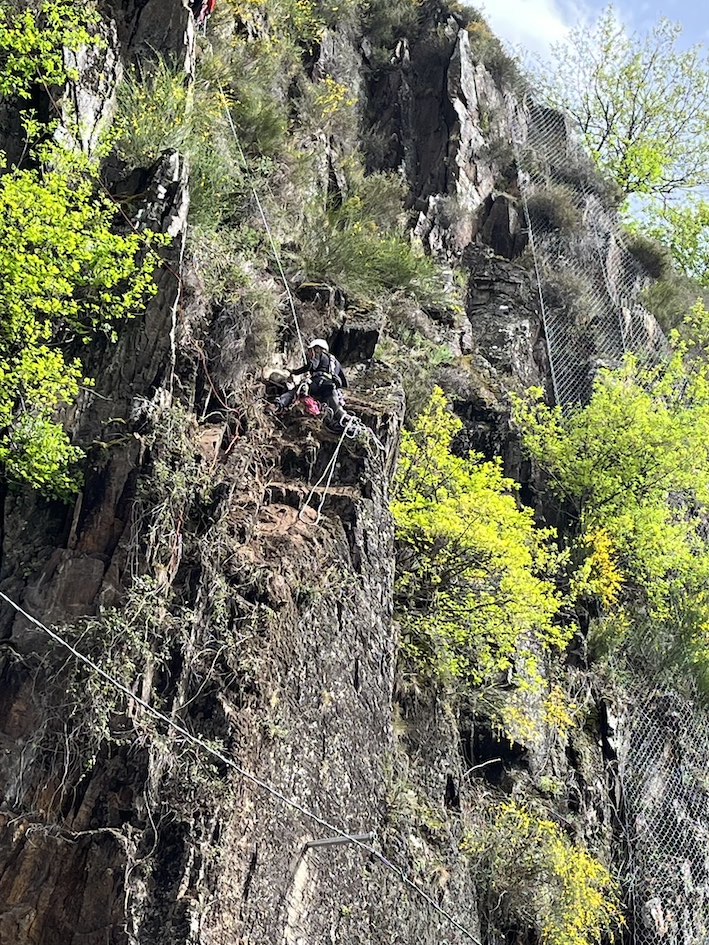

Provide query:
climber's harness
left=310, top=354, right=342, bottom=389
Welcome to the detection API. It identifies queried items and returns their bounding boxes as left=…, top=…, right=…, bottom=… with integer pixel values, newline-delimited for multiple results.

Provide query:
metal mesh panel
left=620, top=685, right=709, bottom=944
left=506, top=96, right=669, bottom=407
left=504, top=94, right=708, bottom=942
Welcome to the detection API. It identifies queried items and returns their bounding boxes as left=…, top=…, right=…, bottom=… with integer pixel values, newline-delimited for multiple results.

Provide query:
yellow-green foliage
left=0, top=1, right=162, bottom=497
left=227, top=0, right=323, bottom=51
left=0, top=0, right=97, bottom=100
left=466, top=801, right=622, bottom=945
left=313, top=76, right=357, bottom=120
left=543, top=683, right=577, bottom=737
left=571, top=529, right=624, bottom=611
left=647, top=199, right=708, bottom=288
left=514, top=306, right=709, bottom=679
left=392, top=388, right=569, bottom=686
left=0, top=147, right=161, bottom=494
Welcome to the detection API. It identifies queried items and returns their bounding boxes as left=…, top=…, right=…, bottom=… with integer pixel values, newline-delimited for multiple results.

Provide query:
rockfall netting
left=505, top=94, right=708, bottom=944
left=618, top=681, right=709, bottom=945
left=506, top=96, right=668, bottom=408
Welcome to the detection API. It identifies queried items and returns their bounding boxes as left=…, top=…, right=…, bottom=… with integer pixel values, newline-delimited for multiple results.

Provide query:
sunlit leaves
left=514, top=310, right=709, bottom=681
left=0, top=0, right=98, bottom=100
left=647, top=200, right=709, bottom=287
left=538, top=7, right=709, bottom=199
left=392, top=387, right=568, bottom=686
left=466, top=801, right=622, bottom=945
left=0, top=148, right=163, bottom=496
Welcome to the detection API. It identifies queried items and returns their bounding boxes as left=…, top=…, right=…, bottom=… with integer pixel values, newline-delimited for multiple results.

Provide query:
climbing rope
left=218, top=83, right=307, bottom=362
left=299, top=416, right=356, bottom=525
left=0, top=589, right=482, bottom=945
left=298, top=411, right=386, bottom=525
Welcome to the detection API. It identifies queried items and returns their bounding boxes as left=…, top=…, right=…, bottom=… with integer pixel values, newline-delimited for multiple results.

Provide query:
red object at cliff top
left=196, top=0, right=217, bottom=25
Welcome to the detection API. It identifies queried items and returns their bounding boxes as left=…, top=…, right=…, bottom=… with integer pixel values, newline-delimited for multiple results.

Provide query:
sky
left=477, top=0, right=708, bottom=59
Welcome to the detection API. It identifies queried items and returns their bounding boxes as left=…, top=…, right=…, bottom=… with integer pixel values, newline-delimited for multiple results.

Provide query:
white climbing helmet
left=308, top=338, right=329, bottom=353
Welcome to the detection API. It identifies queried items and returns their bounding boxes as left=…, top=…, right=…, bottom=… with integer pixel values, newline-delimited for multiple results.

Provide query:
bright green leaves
left=514, top=320, right=709, bottom=684
left=540, top=7, right=709, bottom=200
left=0, top=414, right=84, bottom=496
left=0, top=149, right=163, bottom=497
left=392, top=388, right=568, bottom=687
left=0, top=0, right=98, bottom=100
left=0, top=1, right=161, bottom=498
left=514, top=362, right=709, bottom=518
left=647, top=200, right=709, bottom=288
left=0, top=334, right=84, bottom=496
left=0, top=161, right=159, bottom=339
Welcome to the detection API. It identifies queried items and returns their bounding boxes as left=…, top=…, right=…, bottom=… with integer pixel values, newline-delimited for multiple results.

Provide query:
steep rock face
left=2, top=149, right=190, bottom=646
left=366, top=20, right=520, bottom=261
left=201, top=399, right=479, bottom=945
left=0, top=2, right=664, bottom=944
left=0, top=4, right=489, bottom=928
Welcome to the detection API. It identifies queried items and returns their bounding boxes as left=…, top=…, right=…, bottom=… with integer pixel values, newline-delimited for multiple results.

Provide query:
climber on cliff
left=273, top=339, right=348, bottom=425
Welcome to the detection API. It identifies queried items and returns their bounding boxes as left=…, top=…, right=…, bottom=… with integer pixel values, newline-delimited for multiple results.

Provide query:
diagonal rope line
left=0, top=589, right=482, bottom=945
left=218, top=84, right=306, bottom=362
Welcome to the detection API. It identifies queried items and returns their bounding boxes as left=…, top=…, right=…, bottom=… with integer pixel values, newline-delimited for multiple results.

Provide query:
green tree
left=538, top=7, right=709, bottom=198
left=392, top=388, right=568, bottom=687
left=514, top=310, right=709, bottom=681
left=0, top=0, right=97, bottom=100
left=0, top=0, right=162, bottom=497
left=647, top=200, right=709, bottom=287
left=0, top=148, right=162, bottom=496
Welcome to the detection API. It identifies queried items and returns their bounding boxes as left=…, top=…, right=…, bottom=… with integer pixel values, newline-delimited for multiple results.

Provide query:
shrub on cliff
left=363, top=0, right=423, bottom=67
left=0, top=0, right=98, bottom=101
left=465, top=801, right=622, bottom=945
left=514, top=304, right=709, bottom=687
left=295, top=174, right=457, bottom=311
left=465, top=14, right=526, bottom=90
left=640, top=273, right=709, bottom=334
left=392, top=387, right=569, bottom=688
left=297, top=207, right=452, bottom=309
left=114, top=53, right=286, bottom=228
left=0, top=147, right=162, bottom=496
left=622, top=229, right=673, bottom=280
left=525, top=182, right=583, bottom=234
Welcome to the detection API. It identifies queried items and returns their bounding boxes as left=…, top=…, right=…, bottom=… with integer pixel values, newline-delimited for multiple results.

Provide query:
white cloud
left=475, top=0, right=585, bottom=58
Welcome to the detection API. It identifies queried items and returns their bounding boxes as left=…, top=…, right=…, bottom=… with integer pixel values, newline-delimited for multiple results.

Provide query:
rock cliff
left=0, top=1, right=704, bottom=944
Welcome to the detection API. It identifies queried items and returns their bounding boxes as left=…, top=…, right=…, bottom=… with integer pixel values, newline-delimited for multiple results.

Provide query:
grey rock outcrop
left=0, top=1, right=692, bottom=944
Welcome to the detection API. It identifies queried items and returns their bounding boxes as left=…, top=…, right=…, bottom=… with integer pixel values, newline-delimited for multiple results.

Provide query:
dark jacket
left=293, top=351, right=347, bottom=389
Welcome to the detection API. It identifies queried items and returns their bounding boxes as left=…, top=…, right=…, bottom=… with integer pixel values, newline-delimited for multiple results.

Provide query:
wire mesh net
left=619, top=682, right=709, bottom=944
left=505, top=94, right=708, bottom=942
left=506, top=96, right=669, bottom=408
